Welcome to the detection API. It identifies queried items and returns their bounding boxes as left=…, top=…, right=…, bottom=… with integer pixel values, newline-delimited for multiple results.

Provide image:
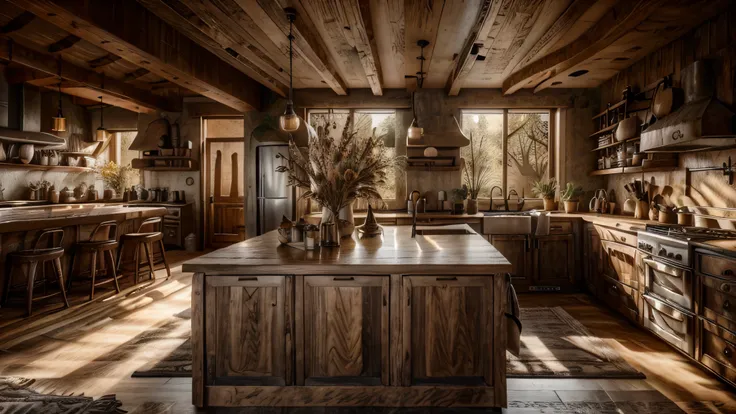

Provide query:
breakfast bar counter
left=183, top=226, right=512, bottom=409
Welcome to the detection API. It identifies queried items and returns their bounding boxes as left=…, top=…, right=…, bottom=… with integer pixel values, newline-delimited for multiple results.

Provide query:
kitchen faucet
left=507, top=189, right=525, bottom=212
left=410, top=190, right=421, bottom=238
left=489, top=186, right=503, bottom=211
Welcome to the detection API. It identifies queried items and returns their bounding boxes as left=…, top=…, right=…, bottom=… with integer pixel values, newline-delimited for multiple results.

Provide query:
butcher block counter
left=183, top=226, right=512, bottom=409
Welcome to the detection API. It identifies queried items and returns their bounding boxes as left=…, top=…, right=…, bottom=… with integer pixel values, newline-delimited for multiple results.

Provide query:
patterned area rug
left=132, top=306, right=643, bottom=379
left=508, top=307, right=644, bottom=378
left=0, top=377, right=124, bottom=414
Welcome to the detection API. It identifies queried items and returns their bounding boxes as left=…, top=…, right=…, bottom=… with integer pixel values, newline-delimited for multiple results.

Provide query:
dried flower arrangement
left=276, top=113, right=404, bottom=220
left=96, top=161, right=133, bottom=195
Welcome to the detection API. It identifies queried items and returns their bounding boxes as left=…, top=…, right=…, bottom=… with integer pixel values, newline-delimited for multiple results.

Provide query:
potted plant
left=561, top=182, right=583, bottom=213
left=96, top=161, right=133, bottom=200
left=532, top=178, right=557, bottom=211
left=451, top=185, right=468, bottom=215
left=462, top=132, right=489, bottom=215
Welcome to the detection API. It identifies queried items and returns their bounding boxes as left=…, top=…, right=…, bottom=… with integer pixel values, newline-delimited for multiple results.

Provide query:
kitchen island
left=183, top=225, right=512, bottom=409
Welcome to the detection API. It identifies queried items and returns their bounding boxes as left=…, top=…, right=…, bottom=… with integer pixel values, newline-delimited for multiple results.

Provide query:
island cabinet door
left=204, top=276, right=289, bottom=386
left=491, top=235, right=532, bottom=290
left=402, top=276, right=493, bottom=387
left=299, top=275, right=389, bottom=386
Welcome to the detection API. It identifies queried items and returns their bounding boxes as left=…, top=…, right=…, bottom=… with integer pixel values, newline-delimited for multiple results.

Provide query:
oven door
left=642, top=257, right=694, bottom=311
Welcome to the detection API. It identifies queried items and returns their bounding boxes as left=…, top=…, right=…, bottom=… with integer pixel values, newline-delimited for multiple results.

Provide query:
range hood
left=0, top=84, right=64, bottom=148
left=640, top=60, right=736, bottom=152
left=411, top=89, right=470, bottom=148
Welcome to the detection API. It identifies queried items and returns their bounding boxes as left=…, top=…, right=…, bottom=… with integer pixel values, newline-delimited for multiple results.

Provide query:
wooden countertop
left=0, top=203, right=167, bottom=233
left=183, top=225, right=511, bottom=275
left=549, top=212, right=657, bottom=232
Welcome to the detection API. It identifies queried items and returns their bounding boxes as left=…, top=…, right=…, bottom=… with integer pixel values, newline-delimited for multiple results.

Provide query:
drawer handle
left=724, top=300, right=731, bottom=310
left=725, top=348, right=733, bottom=358
left=333, top=277, right=354, bottom=281
left=436, top=276, right=458, bottom=281
left=550, top=226, right=563, bottom=231
left=723, top=269, right=734, bottom=277
left=722, top=283, right=732, bottom=293
left=620, top=236, right=626, bottom=242
left=238, top=277, right=258, bottom=281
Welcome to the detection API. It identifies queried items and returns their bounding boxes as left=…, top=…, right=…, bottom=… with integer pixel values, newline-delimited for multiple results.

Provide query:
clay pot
left=19, top=144, right=34, bottom=164
left=563, top=200, right=578, bottom=213
left=543, top=197, right=555, bottom=211
left=466, top=198, right=479, bottom=215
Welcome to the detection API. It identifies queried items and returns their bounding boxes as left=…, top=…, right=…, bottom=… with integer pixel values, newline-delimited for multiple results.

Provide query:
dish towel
left=506, top=274, right=522, bottom=356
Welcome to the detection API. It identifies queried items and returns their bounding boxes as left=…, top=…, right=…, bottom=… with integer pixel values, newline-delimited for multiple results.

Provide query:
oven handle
left=643, top=258, right=685, bottom=278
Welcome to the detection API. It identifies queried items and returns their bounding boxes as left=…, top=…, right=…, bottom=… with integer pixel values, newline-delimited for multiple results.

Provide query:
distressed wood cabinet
left=533, top=234, right=575, bottom=288
left=490, top=235, right=532, bottom=290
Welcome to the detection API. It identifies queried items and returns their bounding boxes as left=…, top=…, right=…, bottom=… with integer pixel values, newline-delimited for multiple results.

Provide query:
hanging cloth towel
left=505, top=274, right=522, bottom=356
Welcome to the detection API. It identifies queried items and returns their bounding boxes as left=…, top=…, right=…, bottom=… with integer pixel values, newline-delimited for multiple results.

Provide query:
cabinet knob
left=723, top=269, right=734, bottom=277
left=621, top=237, right=626, bottom=242
left=723, top=283, right=732, bottom=293
left=724, top=348, right=733, bottom=358
left=724, top=300, right=731, bottom=310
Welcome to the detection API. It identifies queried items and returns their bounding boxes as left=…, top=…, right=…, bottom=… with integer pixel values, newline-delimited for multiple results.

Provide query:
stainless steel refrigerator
left=256, top=144, right=294, bottom=235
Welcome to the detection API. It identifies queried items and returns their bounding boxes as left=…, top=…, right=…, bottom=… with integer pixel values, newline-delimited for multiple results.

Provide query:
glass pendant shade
left=95, top=127, right=107, bottom=142
left=280, top=102, right=300, bottom=132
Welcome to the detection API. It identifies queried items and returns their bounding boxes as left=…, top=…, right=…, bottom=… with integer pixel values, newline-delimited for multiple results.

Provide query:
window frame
left=461, top=108, right=555, bottom=200
left=306, top=108, right=401, bottom=205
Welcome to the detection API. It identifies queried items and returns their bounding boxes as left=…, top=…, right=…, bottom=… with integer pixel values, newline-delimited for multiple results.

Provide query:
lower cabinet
left=204, top=276, right=289, bottom=386
left=583, top=223, right=602, bottom=295
left=402, top=275, right=493, bottom=386
left=699, top=319, right=736, bottom=386
left=301, top=276, right=389, bottom=386
left=533, top=234, right=575, bottom=289
left=490, top=235, right=532, bottom=290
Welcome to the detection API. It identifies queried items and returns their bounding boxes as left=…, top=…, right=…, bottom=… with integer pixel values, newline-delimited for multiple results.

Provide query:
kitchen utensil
left=589, top=189, right=608, bottom=213
left=634, top=200, right=648, bottom=219
left=652, top=75, right=681, bottom=119
left=623, top=198, right=637, bottom=215
left=616, top=116, right=640, bottom=141
left=648, top=203, right=658, bottom=221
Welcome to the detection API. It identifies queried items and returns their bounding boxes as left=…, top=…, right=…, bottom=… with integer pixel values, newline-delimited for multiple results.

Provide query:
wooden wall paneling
left=14, top=0, right=263, bottom=111
left=191, top=272, right=205, bottom=407
left=136, top=0, right=289, bottom=96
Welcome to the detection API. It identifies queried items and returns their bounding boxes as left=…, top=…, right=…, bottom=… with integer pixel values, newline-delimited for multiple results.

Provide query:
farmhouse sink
left=415, top=224, right=475, bottom=235
left=482, top=211, right=533, bottom=235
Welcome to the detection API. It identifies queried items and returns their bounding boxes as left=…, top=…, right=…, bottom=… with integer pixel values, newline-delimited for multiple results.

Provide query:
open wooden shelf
left=591, top=136, right=640, bottom=152
left=138, top=166, right=199, bottom=172
left=0, top=162, right=94, bottom=173
left=589, top=121, right=620, bottom=139
left=589, top=166, right=678, bottom=176
left=132, top=157, right=199, bottom=171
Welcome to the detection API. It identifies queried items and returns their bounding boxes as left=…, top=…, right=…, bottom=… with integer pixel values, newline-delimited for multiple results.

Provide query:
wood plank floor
left=0, top=256, right=734, bottom=413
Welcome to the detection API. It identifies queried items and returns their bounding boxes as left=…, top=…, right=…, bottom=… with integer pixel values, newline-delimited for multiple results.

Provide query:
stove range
left=638, top=225, right=736, bottom=267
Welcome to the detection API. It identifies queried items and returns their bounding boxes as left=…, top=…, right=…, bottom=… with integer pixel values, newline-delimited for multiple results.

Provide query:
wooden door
left=300, top=276, right=389, bottom=386
left=402, top=276, right=493, bottom=386
left=205, top=138, right=245, bottom=248
left=490, top=235, right=532, bottom=290
left=204, top=276, right=289, bottom=386
left=534, top=234, right=575, bottom=287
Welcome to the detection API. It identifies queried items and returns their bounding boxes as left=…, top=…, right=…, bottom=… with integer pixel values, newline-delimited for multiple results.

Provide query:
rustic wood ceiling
left=0, top=0, right=730, bottom=113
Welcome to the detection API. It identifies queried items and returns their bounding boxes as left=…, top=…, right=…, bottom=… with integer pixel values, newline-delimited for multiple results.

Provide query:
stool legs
left=2, top=258, right=13, bottom=306
left=89, top=251, right=98, bottom=301
left=143, top=242, right=156, bottom=281
left=107, top=250, right=121, bottom=294
left=52, top=257, right=70, bottom=309
left=25, top=261, right=38, bottom=316
left=158, top=240, right=171, bottom=280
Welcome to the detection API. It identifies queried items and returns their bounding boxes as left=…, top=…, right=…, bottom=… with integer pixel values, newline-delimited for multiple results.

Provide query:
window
left=96, top=131, right=142, bottom=188
left=461, top=110, right=551, bottom=198
left=307, top=109, right=397, bottom=201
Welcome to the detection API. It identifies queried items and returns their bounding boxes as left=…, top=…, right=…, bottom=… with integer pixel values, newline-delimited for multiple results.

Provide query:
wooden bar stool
left=2, top=228, right=69, bottom=316
left=67, top=221, right=121, bottom=301
left=117, top=217, right=171, bottom=284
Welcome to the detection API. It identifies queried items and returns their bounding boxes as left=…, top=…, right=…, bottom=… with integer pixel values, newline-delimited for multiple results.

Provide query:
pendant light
left=407, top=40, right=429, bottom=145
left=51, top=60, right=66, bottom=132
left=280, top=7, right=300, bottom=132
left=95, top=95, right=107, bottom=141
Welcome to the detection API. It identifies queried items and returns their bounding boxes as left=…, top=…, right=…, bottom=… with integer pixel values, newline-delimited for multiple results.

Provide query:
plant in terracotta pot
left=561, top=182, right=583, bottom=213
left=96, top=161, right=133, bottom=199
left=531, top=178, right=557, bottom=211
left=461, top=132, right=489, bottom=215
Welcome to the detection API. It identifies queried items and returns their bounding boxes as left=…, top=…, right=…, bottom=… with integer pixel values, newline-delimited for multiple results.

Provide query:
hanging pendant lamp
left=280, top=7, right=300, bottom=132
left=95, top=95, right=107, bottom=142
left=407, top=40, right=429, bottom=145
left=51, top=60, right=66, bottom=132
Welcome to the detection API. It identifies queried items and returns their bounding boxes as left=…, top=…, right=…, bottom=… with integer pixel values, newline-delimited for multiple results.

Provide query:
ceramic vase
left=19, top=144, right=34, bottom=164
left=466, top=199, right=478, bottom=215
left=321, top=204, right=355, bottom=238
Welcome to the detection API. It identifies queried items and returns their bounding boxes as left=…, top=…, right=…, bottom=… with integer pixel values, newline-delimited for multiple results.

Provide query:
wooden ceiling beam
left=0, top=11, right=34, bottom=34
left=88, top=53, right=122, bottom=69
left=12, top=0, right=262, bottom=112
left=136, top=0, right=287, bottom=97
left=502, top=0, right=664, bottom=95
left=344, top=0, right=383, bottom=95
left=404, top=0, right=445, bottom=92
left=47, top=34, right=80, bottom=53
left=0, top=37, right=178, bottom=113
left=256, top=0, right=347, bottom=95
left=445, top=0, right=500, bottom=96
left=123, top=68, right=150, bottom=82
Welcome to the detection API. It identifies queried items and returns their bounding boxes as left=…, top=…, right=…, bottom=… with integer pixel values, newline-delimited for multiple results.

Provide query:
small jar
left=304, top=225, right=318, bottom=250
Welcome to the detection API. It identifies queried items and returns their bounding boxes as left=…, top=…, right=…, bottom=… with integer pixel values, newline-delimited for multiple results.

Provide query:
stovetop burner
left=645, top=224, right=736, bottom=241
